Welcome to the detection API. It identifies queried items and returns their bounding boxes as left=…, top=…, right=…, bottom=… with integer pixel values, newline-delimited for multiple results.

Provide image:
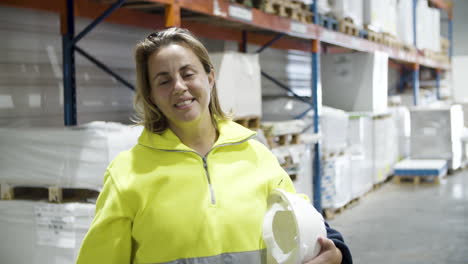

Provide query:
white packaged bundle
left=388, top=106, right=411, bottom=159
left=348, top=112, right=398, bottom=184
left=0, top=122, right=143, bottom=189
left=261, top=120, right=307, bottom=136
left=453, top=57, right=468, bottom=102
left=290, top=144, right=314, bottom=200
left=211, top=51, right=262, bottom=118
left=363, top=0, right=385, bottom=32
left=0, top=200, right=95, bottom=264
left=410, top=105, right=464, bottom=170
left=330, top=0, right=364, bottom=28
left=321, top=106, right=349, bottom=154
left=347, top=115, right=373, bottom=198
left=373, top=113, right=398, bottom=183
left=321, top=51, right=388, bottom=113
left=321, top=153, right=352, bottom=209
left=397, top=0, right=414, bottom=45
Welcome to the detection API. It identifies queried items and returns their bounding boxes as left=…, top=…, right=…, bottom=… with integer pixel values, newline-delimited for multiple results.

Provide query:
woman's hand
left=304, top=236, right=342, bottom=264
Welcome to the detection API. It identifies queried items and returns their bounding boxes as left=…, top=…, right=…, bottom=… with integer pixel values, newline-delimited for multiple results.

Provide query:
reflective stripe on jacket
left=76, top=120, right=296, bottom=264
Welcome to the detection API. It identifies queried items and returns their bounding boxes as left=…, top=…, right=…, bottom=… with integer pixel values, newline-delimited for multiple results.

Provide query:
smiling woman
left=133, top=28, right=228, bottom=135
left=75, top=27, right=352, bottom=264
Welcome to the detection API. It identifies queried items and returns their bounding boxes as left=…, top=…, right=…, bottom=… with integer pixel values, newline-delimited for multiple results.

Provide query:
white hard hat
left=262, top=189, right=326, bottom=264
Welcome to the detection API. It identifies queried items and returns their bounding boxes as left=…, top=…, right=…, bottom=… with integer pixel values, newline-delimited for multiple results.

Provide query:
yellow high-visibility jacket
left=76, top=120, right=296, bottom=264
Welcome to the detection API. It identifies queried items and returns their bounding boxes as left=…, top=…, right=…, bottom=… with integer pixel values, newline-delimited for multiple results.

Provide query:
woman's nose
left=172, top=76, right=187, bottom=94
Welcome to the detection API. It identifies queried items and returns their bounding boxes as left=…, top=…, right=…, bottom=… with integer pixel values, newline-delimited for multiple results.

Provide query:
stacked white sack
left=0, top=121, right=143, bottom=189
left=0, top=200, right=95, bottom=264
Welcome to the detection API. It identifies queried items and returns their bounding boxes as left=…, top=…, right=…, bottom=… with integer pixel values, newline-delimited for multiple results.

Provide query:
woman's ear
left=208, top=68, right=215, bottom=90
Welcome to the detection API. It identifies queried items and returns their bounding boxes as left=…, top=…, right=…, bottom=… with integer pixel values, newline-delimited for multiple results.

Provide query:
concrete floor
left=328, top=169, right=468, bottom=264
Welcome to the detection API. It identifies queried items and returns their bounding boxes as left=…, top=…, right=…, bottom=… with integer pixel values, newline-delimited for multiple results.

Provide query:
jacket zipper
left=147, top=135, right=256, bottom=206
left=202, top=156, right=216, bottom=204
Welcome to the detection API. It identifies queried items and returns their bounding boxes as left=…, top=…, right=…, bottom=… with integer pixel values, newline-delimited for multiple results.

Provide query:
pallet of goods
left=393, top=159, right=448, bottom=185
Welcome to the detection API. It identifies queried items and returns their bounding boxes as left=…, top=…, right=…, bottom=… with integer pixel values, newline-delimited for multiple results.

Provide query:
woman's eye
left=184, top=73, right=194, bottom=78
left=158, top=80, right=170, bottom=85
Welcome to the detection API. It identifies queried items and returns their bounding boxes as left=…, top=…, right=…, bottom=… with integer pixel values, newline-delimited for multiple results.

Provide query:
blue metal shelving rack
left=62, top=0, right=134, bottom=126
left=18, top=0, right=451, bottom=214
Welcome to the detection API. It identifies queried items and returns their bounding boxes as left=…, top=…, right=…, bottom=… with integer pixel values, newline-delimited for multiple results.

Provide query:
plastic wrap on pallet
left=416, top=0, right=440, bottom=51
left=0, top=122, right=143, bottom=189
left=0, top=200, right=95, bottom=264
left=431, top=7, right=441, bottom=52
left=329, top=0, right=363, bottom=28
left=388, top=106, right=411, bottom=159
left=453, top=57, right=468, bottom=102
left=261, top=120, right=306, bottom=136
left=348, top=112, right=398, bottom=184
left=321, top=52, right=388, bottom=113
left=459, top=101, right=468, bottom=130
left=210, top=51, right=261, bottom=118
left=397, top=0, right=414, bottom=45
left=373, top=113, right=398, bottom=183
left=320, top=106, right=349, bottom=154
left=291, top=144, right=314, bottom=200
left=321, top=152, right=352, bottom=209
left=383, top=0, right=398, bottom=36
left=348, top=115, right=373, bottom=198
left=363, top=0, right=384, bottom=32
left=410, top=105, right=464, bottom=170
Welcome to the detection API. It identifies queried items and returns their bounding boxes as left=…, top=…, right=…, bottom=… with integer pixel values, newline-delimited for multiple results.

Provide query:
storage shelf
left=135, top=0, right=451, bottom=70
left=1, top=0, right=450, bottom=69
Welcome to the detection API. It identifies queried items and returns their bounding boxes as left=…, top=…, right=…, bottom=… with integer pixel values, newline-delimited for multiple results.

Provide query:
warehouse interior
left=0, top=0, right=467, bottom=263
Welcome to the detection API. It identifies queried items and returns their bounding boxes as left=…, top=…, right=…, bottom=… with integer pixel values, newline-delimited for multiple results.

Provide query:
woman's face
left=147, top=43, right=214, bottom=128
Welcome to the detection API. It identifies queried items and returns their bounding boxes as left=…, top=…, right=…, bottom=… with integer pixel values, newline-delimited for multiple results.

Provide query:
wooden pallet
left=317, top=14, right=338, bottom=31
left=338, top=18, right=359, bottom=37
left=358, top=29, right=368, bottom=39
left=401, top=43, right=417, bottom=53
left=234, top=115, right=261, bottom=129
left=440, top=37, right=450, bottom=54
left=324, top=206, right=343, bottom=220
left=324, top=197, right=360, bottom=220
left=393, top=175, right=443, bottom=185
left=372, top=181, right=385, bottom=191
left=266, top=133, right=300, bottom=147
left=230, top=0, right=264, bottom=9
left=364, top=28, right=383, bottom=44
left=0, top=184, right=99, bottom=203
left=262, top=0, right=312, bottom=23
left=321, top=150, right=346, bottom=159
left=382, top=33, right=400, bottom=49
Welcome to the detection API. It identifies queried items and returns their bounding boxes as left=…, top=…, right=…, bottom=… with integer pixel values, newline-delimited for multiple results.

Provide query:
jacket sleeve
left=325, top=221, right=353, bottom=264
left=76, top=169, right=133, bottom=264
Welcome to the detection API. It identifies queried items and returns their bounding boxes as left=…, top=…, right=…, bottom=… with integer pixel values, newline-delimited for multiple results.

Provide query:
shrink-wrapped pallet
left=0, top=201, right=95, bottom=264
left=410, top=105, right=464, bottom=170
left=321, top=152, right=352, bottom=209
left=0, top=122, right=143, bottom=189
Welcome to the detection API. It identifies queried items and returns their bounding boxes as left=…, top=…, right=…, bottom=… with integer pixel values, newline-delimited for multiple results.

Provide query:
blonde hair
left=133, top=27, right=228, bottom=133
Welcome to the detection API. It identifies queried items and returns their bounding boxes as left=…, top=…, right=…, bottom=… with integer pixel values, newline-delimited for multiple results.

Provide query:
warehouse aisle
left=329, top=170, right=468, bottom=264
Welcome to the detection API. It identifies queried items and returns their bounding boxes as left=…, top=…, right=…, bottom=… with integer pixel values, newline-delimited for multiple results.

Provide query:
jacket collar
left=137, top=120, right=256, bottom=151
